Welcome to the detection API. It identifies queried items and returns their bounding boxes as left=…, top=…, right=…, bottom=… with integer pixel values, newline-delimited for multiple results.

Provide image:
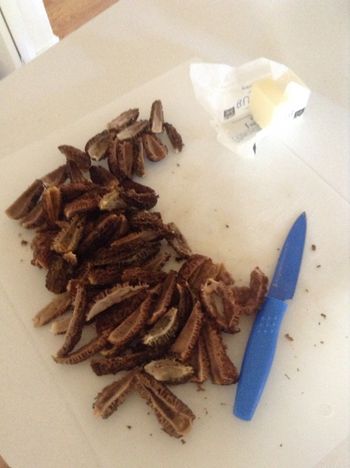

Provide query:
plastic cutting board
left=0, top=62, right=348, bottom=468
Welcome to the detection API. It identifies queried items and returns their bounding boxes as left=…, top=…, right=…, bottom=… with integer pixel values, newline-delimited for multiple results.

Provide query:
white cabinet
left=0, top=9, right=21, bottom=78
left=0, top=0, right=58, bottom=78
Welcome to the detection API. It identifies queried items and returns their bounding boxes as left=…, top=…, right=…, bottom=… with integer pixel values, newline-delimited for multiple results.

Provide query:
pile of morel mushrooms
left=5, top=100, right=268, bottom=439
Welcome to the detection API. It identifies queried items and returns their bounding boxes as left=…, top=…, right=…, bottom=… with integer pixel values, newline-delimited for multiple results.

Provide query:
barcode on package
left=224, top=107, right=235, bottom=120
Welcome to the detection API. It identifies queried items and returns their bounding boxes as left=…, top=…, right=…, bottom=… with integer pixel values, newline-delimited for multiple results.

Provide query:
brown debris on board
left=5, top=99, right=269, bottom=440
left=285, top=333, right=294, bottom=342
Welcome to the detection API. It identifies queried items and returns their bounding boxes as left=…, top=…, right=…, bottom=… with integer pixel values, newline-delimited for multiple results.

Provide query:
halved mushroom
left=117, top=120, right=148, bottom=141
left=52, top=215, right=86, bottom=255
left=5, top=179, right=43, bottom=220
left=202, top=320, right=238, bottom=385
left=144, top=358, right=193, bottom=384
left=107, top=108, right=139, bottom=131
left=148, top=271, right=177, bottom=325
left=107, top=295, right=152, bottom=349
left=85, top=130, right=110, bottom=161
left=93, top=370, right=138, bottom=419
left=86, top=283, right=147, bottom=321
left=58, top=145, right=91, bottom=170
left=41, top=165, right=67, bottom=186
left=42, top=186, right=62, bottom=225
left=135, top=371, right=195, bottom=438
left=149, top=100, right=164, bottom=133
left=33, top=292, right=72, bottom=327
left=55, top=285, right=88, bottom=357
left=200, top=279, right=240, bottom=333
left=165, top=222, right=192, bottom=259
left=170, top=301, right=203, bottom=362
left=143, top=307, right=179, bottom=347
left=164, top=122, right=184, bottom=152
left=143, top=133, right=168, bottom=162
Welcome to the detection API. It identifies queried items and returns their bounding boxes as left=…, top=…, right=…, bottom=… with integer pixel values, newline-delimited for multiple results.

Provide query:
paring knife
left=234, top=212, right=307, bottom=421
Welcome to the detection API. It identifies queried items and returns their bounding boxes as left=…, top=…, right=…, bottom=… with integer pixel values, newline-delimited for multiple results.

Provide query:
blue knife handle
left=233, top=296, right=288, bottom=421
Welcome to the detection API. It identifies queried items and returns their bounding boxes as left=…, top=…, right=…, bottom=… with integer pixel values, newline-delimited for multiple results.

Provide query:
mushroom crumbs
left=5, top=100, right=268, bottom=439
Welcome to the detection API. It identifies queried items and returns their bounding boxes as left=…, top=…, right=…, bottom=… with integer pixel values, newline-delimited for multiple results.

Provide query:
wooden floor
left=44, top=0, right=118, bottom=39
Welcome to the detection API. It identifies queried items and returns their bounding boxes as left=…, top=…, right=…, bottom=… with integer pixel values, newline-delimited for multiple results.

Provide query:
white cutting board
left=0, top=63, right=349, bottom=468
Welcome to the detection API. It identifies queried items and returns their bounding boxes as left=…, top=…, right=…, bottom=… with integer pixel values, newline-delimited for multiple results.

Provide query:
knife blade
left=233, top=212, right=307, bottom=421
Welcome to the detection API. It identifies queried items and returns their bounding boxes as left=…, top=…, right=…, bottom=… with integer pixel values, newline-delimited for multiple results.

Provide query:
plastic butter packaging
left=190, top=58, right=310, bottom=156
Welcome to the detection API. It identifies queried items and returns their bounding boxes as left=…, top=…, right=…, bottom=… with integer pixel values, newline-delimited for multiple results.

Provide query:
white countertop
left=0, top=1, right=349, bottom=467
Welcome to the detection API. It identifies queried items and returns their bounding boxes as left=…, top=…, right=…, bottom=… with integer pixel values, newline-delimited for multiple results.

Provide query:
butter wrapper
left=190, top=58, right=310, bottom=156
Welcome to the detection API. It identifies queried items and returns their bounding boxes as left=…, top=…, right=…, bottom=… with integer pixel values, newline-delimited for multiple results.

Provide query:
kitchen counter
left=0, top=1, right=349, bottom=467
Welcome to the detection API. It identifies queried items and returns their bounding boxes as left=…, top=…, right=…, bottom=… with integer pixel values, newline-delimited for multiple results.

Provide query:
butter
left=190, top=58, right=310, bottom=157
left=250, top=71, right=310, bottom=128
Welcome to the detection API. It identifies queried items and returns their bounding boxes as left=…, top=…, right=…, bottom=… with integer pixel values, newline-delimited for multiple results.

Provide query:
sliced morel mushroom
left=45, top=255, right=73, bottom=294
left=107, top=295, right=151, bottom=349
left=189, top=258, right=219, bottom=293
left=78, top=213, right=121, bottom=254
left=148, top=271, right=177, bottom=325
left=21, top=202, right=46, bottom=229
left=31, top=230, right=57, bottom=269
left=91, top=240, right=161, bottom=268
left=93, top=370, right=138, bottom=419
left=42, top=186, right=62, bottom=225
left=129, top=211, right=165, bottom=233
left=170, top=301, right=203, bottom=362
left=88, top=264, right=122, bottom=286
left=58, top=145, right=91, bottom=170
left=176, top=281, right=193, bottom=328
left=55, top=285, right=88, bottom=357
left=149, top=100, right=164, bottom=133
left=233, top=267, right=268, bottom=315
left=33, top=292, right=72, bottom=327
left=5, top=179, right=43, bottom=220
left=118, top=141, right=134, bottom=178
left=117, top=120, right=148, bottom=141
left=190, top=333, right=210, bottom=384
left=91, top=349, right=160, bottom=376
left=163, top=122, right=184, bottom=152
left=166, top=222, right=192, bottom=258
left=52, top=215, right=86, bottom=255
left=121, top=267, right=166, bottom=286
left=41, top=165, right=67, bottom=186
left=133, top=137, right=145, bottom=177
left=98, top=189, right=126, bottom=211
left=94, top=290, right=148, bottom=336
left=200, top=279, right=240, bottom=333
left=144, top=358, right=193, bottom=384
left=85, top=130, right=110, bottom=161
left=202, top=320, right=238, bottom=385
left=66, top=160, right=88, bottom=183
left=143, top=133, right=168, bottom=162
left=60, top=181, right=97, bottom=202
left=178, top=254, right=209, bottom=284
left=107, top=137, right=120, bottom=177
left=63, top=190, right=102, bottom=219
left=50, top=314, right=72, bottom=335
left=135, top=371, right=195, bottom=438
left=110, top=230, right=161, bottom=252
left=119, top=177, right=158, bottom=210
left=107, top=108, right=139, bottom=131
left=89, top=165, right=118, bottom=188
left=143, top=307, right=179, bottom=347
left=86, top=283, right=147, bottom=321
left=54, top=332, right=109, bottom=364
